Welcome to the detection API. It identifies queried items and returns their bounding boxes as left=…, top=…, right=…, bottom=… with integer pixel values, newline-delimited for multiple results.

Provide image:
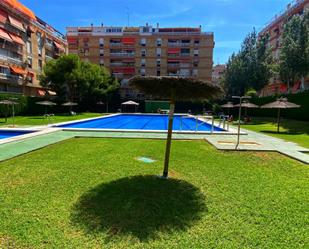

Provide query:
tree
left=279, top=12, right=309, bottom=92
left=40, top=55, right=119, bottom=102
left=129, top=76, right=223, bottom=178
left=223, top=30, right=273, bottom=96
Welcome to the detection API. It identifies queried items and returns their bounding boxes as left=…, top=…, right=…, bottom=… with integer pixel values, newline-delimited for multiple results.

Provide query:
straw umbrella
left=221, top=102, right=234, bottom=116
left=36, top=101, right=57, bottom=115
left=0, top=99, right=18, bottom=127
left=261, top=98, right=300, bottom=133
left=62, top=101, right=78, bottom=114
left=129, top=76, right=223, bottom=178
left=234, top=100, right=259, bottom=116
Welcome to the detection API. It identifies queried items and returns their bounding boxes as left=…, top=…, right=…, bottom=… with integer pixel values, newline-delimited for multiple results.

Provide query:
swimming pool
left=0, top=130, right=34, bottom=140
left=58, top=114, right=224, bottom=132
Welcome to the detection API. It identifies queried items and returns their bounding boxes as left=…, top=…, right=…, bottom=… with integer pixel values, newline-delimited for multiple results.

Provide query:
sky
left=20, top=0, right=292, bottom=64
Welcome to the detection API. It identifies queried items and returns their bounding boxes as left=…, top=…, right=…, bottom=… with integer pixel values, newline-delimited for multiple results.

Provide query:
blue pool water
left=0, top=130, right=34, bottom=140
left=58, top=114, right=224, bottom=132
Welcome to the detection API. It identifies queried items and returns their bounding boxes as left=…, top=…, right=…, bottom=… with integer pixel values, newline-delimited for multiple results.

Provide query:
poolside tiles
left=0, top=128, right=308, bottom=164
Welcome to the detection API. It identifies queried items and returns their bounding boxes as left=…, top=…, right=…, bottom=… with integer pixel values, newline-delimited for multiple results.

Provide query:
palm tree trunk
left=162, top=98, right=175, bottom=178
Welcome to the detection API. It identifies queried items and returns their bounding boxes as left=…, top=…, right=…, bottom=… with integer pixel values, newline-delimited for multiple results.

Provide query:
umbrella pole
left=12, top=104, right=15, bottom=127
left=277, top=108, right=281, bottom=133
left=235, top=99, right=242, bottom=149
left=162, top=98, right=175, bottom=178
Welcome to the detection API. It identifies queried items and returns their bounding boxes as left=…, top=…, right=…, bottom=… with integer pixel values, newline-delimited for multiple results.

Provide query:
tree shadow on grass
left=71, top=175, right=206, bottom=242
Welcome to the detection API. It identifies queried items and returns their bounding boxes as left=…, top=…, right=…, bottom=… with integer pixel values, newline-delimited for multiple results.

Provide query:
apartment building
left=212, top=64, right=226, bottom=84
left=66, top=24, right=214, bottom=99
left=0, top=0, right=67, bottom=96
left=259, top=0, right=309, bottom=96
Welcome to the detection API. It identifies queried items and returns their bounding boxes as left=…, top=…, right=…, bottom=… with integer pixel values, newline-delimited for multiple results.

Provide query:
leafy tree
left=279, top=12, right=309, bottom=92
left=40, top=55, right=119, bottom=102
left=223, top=30, right=273, bottom=96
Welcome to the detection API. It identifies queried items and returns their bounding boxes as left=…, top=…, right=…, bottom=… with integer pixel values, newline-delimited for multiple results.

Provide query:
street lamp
left=232, top=95, right=251, bottom=149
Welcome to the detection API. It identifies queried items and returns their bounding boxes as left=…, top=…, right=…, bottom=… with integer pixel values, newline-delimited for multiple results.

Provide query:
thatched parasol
left=129, top=76, right=223, bottom=178
left=0, top=99, right=18, bottom=127
left=36, top=101, right=57, bottom=115
left=121, top=100, right=139, bottom=113
left=221, top=102, right=234, bottom=116
left=234, top=100, right=259, bottom=116
left=261, top=97, right=300, bottom=133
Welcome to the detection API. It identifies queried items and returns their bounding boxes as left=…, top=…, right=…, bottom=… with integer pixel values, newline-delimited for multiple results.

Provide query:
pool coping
left=51, top=113, right=245, bottom=135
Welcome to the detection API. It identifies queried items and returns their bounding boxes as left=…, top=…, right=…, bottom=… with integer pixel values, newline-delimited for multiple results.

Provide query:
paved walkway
left=0, top=128, right=308, bottom=164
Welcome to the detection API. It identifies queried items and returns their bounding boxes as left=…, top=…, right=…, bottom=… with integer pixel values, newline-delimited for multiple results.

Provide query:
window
left=27, top=57, right=32, bottom=68
left=38, top=59, right=43, bottom=71
left=100, top=49, right=104, bottom=56
left=193, top=69, right=198, bottom=76
left=100, top=59, right=104, bottom=66
left=156, top=48, right=161, bottom=57
left=142, top=27, right=150, bottom=33
left=140, top=38, right=146, bottom=46
left=141, top=49, right=146, bottom=57
left=140, top=68, right=145, bottom=76
left=156, top=59, right=161, bottom=67
left=194, top=49, right=199, bottom=56
left=0, top=66, right=10, bottom=75
left=38, top=46, right=43, bottom=57
left=157, top=38, right=162, bottom=46
left=26, top=40, right=32, bottom=54
left=141, top=58, right=146, bottom=67
left=157, top=70, right=160, bottom=76
left=99, top=38, right=104, bottom=45
left=193, top=61, right=198, bottom=67
left=194, top=40, right=200, bottom=45
left=106, top=28, right=122, bottom=33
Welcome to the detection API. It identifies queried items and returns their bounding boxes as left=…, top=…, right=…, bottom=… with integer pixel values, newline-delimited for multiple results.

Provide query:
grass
left=241, top=117, right=309, bottom=149
left=0, top=113, right=103, bottom=127
left=0, top=138, right=308, bottom=248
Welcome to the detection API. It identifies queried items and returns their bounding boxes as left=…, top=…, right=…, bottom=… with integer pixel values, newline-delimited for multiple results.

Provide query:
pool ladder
left=180, top=115, right=215, bottom=133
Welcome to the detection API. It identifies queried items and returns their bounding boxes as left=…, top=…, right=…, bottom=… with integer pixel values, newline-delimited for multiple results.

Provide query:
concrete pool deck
left=0, top=126, right=308, bottom=164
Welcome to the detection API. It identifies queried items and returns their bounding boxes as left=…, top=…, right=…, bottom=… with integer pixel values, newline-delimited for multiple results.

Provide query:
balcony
left=0, top=51, right=23, bottom=65
left=0, top=73, right=23, bottom=84
left=168, top=42, right=191, bottom=47
left=110, top=52, right=135, bottom=57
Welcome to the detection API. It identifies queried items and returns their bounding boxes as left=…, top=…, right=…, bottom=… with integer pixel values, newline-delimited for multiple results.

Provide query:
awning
left=9, top=32, right=25, bottom=45
left=10, top=66, right=26, bottom=75
left=8, top=15, right=25, bottom=32
left=0, top=9, right=8, bottom=24
left=122, top=37, right=135, bottom=45
left=167, top=48, right=181, bottom=54
left=54, top=41, right=65, bottom=51
left=123, top=68, right=135, bottom=74
left=27, top=71, right=34, bottom=77
left=4, top=0, right=36, bottom=20
left=37, top=90, right=46, bottom=96
left=279, top=84, right=287, bottom=93
left=0, top=28, right=13, bottom=43
left=67, top=37, right=78, bottom=43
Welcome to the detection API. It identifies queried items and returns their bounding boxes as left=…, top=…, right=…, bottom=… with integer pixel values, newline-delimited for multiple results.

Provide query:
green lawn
left=0, top=113, right=103, bottom=127
left=242, top=117, right=309, bottom=148
left=0, top=138, right=307, bottom=248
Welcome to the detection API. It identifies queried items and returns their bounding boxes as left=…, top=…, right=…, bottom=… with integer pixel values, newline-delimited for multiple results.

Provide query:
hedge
left=250, top=90, right=309, bottom=121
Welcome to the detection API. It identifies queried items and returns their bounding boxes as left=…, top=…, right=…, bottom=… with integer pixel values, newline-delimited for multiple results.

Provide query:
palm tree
left=129, top=76, right=223, bottom=178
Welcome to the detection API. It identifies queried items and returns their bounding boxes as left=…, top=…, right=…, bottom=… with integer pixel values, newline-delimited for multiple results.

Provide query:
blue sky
left=20, top=0, right=291, bottom=63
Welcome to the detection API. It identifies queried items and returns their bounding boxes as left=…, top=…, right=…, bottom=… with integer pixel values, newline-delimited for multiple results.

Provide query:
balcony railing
left=0, top=54, right=23, bottom=65
left=0, top=73, right=23, bottom=84
left=110, top=53, right=135, bottom=57
left=168, top=43, right=191, bottom=47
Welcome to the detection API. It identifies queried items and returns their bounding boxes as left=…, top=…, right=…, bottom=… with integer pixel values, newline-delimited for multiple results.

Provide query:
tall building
left=0, top=0, right=67, bottom=96
left=259, top=0, right=309, bottom=96
left=212, top=64, right=226, bottom=84
left=66, top=24, right=214, bottom=99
